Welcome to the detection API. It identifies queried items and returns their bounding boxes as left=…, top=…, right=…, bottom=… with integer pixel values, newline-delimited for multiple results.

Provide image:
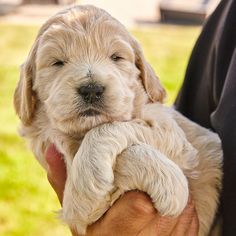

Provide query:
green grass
left=0, top=23, right=200, bottom=236
left=0, top=24, right=70, bottom=236
left=132, top=25, right=200, bottom=102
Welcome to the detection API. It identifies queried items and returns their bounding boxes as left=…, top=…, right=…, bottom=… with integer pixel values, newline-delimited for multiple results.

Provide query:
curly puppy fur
left=14, top=5, right=222, bottom=235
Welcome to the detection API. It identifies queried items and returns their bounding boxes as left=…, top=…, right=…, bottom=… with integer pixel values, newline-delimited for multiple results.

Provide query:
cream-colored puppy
left=14, top=5, right=222, bottom=235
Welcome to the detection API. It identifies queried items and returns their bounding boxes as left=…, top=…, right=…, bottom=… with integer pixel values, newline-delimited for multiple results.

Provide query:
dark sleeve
left=175, top=0, right=236, bottom=235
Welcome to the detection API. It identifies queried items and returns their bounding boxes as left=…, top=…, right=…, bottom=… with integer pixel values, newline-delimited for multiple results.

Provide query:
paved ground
left=0, top=0, right=161, bottom=27
left=0, top=1, right=66, bottom=24
left=79, top=0, right=161, bottom=26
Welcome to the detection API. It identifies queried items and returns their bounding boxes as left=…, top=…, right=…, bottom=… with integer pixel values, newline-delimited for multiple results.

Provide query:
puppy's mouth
left=79, top=109, right=101, bottom=117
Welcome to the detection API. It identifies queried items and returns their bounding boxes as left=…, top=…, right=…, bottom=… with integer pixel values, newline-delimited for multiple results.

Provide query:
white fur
left=14, top=5, right=223, bottom=235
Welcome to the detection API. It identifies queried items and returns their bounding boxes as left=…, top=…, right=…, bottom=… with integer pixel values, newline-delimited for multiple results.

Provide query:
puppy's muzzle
left=78, top=83, right=105, bottom=104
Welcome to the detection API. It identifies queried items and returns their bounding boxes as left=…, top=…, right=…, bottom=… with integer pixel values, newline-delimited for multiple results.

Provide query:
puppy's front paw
left=114, top=144, right=189, bottom=217
left=61, top=180, right=87, bottom=235
left=62, top=177, right=113, bottom=235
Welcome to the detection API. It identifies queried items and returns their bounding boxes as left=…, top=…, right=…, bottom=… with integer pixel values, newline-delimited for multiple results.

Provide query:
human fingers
left=185, top=206, right=199, bottom=236
left=170, top=198, right=198, bottom=236
left=87, top=191, right=157, bottom=236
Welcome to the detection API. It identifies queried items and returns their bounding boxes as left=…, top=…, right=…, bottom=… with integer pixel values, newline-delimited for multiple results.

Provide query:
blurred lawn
left=0, top=23, right=200, bottom=236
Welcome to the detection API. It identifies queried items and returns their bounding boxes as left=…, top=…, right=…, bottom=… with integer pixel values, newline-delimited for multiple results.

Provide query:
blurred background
left=0, top=0, right=220, bottom=235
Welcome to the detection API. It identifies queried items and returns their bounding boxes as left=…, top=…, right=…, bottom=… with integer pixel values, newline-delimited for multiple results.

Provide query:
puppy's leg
left=62, top=122, right=189, bottom=234
left=113, top=144, right=189, bottom=216
left=62, top=122, right=145, bottom=234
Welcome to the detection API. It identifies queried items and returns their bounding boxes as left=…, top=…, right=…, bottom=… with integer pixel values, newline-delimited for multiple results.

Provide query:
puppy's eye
left=110, top=54, right=123, bottom=62
left=52, top=60, right=65, bottom=67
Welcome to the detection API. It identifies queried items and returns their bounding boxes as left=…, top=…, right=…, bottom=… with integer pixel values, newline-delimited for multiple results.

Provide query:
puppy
left=14, top=5, right=222, bottom=235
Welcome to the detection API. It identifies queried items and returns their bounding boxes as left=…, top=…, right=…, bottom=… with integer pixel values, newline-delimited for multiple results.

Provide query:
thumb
left=45, top=144, right=66, bottom=204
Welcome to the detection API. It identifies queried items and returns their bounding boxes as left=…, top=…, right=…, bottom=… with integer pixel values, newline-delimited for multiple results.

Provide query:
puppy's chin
left=51, top=113, right=111, bottom=136
left=79, top=109, right=101, bottom=117
left=51, top=110, right=133, bottom=137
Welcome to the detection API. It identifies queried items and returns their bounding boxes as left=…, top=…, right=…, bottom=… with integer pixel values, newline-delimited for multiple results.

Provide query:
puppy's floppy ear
left=13, top=12, right=68, bottom=125
left=132, top=39, right=166, bottom=103
left=14, top=42, right=38, bottom=125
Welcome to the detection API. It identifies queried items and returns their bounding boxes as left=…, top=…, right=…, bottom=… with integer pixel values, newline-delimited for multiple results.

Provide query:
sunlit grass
left=0, top=23, right=200, bottom=236
left=132, top=25, right=200, bottom=102
left=0, top=24, right=70, bottom=236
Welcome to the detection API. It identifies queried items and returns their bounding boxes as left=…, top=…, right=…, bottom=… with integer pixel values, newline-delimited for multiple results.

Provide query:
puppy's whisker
left=14, top=5, right=222, bottom=236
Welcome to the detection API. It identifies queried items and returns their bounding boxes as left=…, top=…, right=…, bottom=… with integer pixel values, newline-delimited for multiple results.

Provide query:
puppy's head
left=14, top=5, right=166, bottom=135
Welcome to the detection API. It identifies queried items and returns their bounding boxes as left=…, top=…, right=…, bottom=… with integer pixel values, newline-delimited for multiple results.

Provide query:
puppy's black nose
left=78, top=84, right=105, bottom=103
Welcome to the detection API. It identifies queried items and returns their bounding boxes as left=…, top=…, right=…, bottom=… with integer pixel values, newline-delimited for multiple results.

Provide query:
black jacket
left=175, top=0, right=236, bottom=235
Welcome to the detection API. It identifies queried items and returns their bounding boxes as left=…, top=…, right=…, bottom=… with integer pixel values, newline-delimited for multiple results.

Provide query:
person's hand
left=46, top=144, right=67, bottom=204
left=46, top=145, right=199, bottom=236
